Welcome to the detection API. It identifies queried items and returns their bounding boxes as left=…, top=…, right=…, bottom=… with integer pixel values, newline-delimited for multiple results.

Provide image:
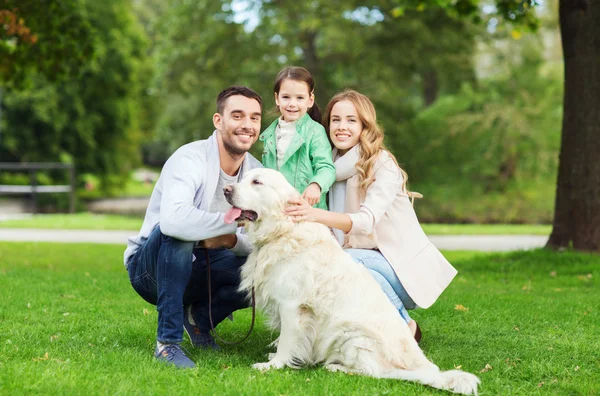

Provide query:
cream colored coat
left=341, top=150, right=457, bottom=309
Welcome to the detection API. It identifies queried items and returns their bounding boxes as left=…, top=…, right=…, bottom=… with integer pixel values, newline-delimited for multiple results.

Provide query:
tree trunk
left=422, top=69, right=439, bottom=107
left=547, top=0, right=600, bottom=252
left=301, top=30, right=326, bottom=108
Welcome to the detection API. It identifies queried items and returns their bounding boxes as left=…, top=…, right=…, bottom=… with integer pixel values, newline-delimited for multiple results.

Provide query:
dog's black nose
left=223, top=185, right=233, bottom=197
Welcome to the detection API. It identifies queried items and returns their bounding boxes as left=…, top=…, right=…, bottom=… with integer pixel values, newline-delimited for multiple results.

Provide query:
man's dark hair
left=216, top=86, right=263, bottom=114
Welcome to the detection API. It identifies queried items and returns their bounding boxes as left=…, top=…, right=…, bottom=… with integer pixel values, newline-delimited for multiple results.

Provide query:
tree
left=149, top=0, right=268, bottom=159
left=0, top=0, right=95, bottom=87
left=546, top=0, right=600, bottom=252
left=148, top=0, right=600, bottom=251
left=398, top=42, right=562, bottom=224
left=149, top=0, right=478, bottom=165
left=389, top=0, right=599, bottom=252
left=358, top=2, right=478, bottom=107
left=0, top=0, right=151, bottom=193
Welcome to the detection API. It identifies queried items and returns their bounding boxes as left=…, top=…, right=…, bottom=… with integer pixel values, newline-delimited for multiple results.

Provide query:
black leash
left=205, top=249, right=256, bottom=345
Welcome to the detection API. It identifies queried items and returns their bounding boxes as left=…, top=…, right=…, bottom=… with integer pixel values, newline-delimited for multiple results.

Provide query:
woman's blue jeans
left=126, top=226, right=248, bottom=344
left=345, top=248, right=417, bottom=324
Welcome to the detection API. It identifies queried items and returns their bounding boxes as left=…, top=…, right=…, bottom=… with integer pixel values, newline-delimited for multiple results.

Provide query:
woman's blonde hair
left=323, top=90, right=411, bottom=196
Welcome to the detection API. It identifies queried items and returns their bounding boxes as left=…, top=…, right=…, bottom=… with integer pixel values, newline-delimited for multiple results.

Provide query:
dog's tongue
left=224, top=207, right=242, bottom=224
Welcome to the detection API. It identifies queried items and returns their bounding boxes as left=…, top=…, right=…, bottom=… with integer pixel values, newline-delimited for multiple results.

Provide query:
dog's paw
left=252, top=360, right=284, bottom=371
left=441, top=370, right=480, bottom=395
left=325, top=363, right=350, bottom=373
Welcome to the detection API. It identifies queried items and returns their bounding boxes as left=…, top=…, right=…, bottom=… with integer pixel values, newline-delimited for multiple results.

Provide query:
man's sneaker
left=183, top=305, right=220, bottom=350
left=154, top=344, right=196, bottom=369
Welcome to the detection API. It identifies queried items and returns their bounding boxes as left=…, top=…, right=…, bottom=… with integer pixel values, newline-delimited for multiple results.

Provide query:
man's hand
left=302, top=183, right=321, bottom=206
left=197, top=234, right=237, bottom=249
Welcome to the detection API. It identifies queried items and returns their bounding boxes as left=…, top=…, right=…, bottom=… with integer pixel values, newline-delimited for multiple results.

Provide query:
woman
left=285, top=90, right=457, bottom=342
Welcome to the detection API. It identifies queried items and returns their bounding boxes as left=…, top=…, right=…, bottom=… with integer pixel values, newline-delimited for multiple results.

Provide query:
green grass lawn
left=0, top=213, right=143, bottom=230
left=0, top=213, right=551, bottom=235
left=1, top=244, right=598, bottom=394
left=421, top=223, right=551, bottom=236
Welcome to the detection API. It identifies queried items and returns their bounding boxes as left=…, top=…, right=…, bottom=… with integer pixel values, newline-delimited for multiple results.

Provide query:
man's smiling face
left=214, top=95, right=262, bottom=158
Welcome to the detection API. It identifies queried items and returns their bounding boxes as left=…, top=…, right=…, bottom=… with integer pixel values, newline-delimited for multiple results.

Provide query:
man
left=124, top=86, right=263, bottom=368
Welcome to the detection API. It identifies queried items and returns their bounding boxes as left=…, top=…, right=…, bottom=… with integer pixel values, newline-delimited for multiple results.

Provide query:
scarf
left=276, top=117, right=298, bottom=169
left=329, top=145, right=361, bottom=245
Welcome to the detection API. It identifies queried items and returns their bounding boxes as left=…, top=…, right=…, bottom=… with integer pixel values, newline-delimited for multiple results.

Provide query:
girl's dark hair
left=273, top=66, right=321, bottom=123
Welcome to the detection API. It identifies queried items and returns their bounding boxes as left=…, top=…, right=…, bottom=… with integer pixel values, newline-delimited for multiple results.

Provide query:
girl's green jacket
left=259, top=114, right=336, bottom=209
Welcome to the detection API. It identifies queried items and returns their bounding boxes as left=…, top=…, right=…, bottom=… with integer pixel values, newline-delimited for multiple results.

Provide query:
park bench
left=0, top=162, right=75, bottom=213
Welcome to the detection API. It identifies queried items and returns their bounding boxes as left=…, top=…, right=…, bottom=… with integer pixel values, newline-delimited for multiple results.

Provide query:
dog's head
left=223, top=168, right=300, bottom=236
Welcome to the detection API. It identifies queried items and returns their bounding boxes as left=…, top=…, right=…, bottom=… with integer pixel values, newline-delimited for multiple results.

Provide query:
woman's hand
left=286, top=197, right=353, bottom=232
left=285, top=197, right=320, bottom=223
left=302, top=183, right=321, bottom=206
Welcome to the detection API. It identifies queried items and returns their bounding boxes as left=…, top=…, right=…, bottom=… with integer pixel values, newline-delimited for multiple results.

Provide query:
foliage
left=1, top=0, right=556, bottom=223
left=0, top=0, right=96, bottom=87
left=0, top=0, right=152, bottom=194
left=146, top=0, right=267, bottom=160
left=383, top=0, right=540, bottom=29
left=144, top=0, right=479, bottom=163
left=363, top=5, right=479, bottom=107
left=405, top=66, right=561, bottom=190
left=1, top=243, right=598, bottom=394
left=397, top=37, right=562, bottom=223
left=120, top=0, right=554, bottom=223
left=0, top=213, right=144, bottom=230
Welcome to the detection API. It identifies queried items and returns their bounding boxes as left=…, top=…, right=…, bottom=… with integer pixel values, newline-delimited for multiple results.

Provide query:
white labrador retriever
left=223, top=168, right=479, bottom=395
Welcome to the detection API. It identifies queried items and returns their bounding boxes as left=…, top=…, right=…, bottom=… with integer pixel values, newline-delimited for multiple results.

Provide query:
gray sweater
left=124, top=131, right=262, bottom=267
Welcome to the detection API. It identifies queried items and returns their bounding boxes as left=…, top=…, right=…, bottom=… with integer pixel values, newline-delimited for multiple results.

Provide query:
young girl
left=260, top=66, right=335, bottom=209
left=285, top=90, right=458, bottom=342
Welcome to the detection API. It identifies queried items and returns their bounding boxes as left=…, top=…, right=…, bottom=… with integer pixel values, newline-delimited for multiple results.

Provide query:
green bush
left=0, top=0, right=152, bottom=196
left=390, top=50, right=562, bottom=223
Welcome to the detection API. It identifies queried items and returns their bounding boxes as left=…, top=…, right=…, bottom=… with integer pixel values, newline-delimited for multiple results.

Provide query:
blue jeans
left=127, top=226, right=249, bottom=344
left=345, top=248, right=417, bottom=324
